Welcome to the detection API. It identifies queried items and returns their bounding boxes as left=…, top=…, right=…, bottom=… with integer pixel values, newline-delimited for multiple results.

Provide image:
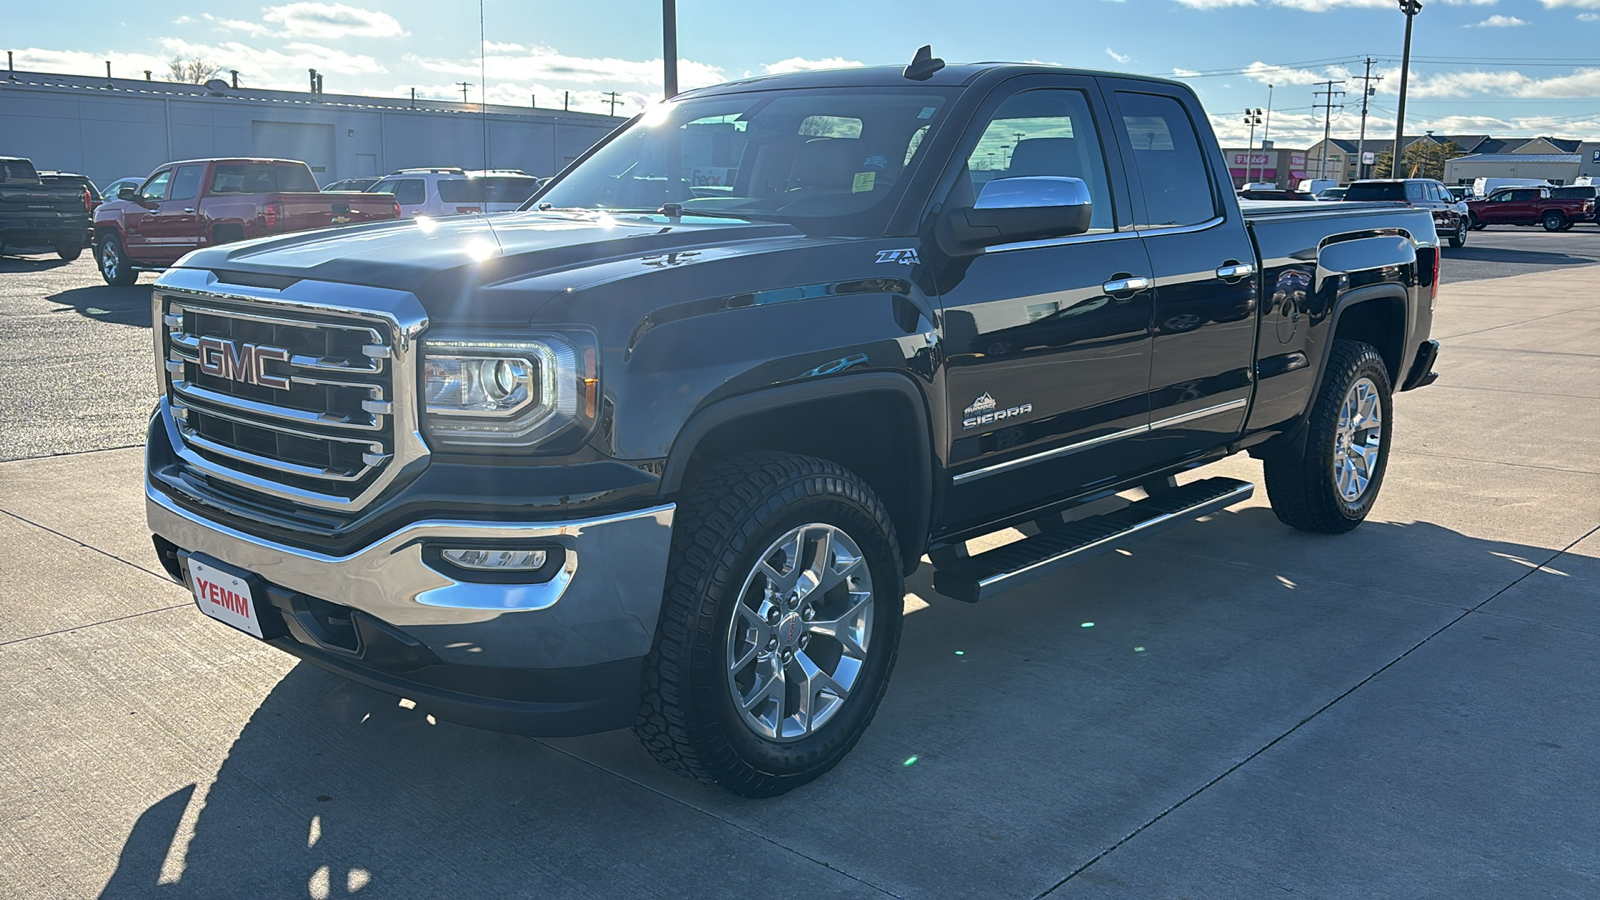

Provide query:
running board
left=931, top=477, right=1254, bottom=603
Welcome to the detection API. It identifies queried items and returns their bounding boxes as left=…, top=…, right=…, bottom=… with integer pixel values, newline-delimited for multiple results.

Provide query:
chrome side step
left=931, top=477, right=1255, bottom=603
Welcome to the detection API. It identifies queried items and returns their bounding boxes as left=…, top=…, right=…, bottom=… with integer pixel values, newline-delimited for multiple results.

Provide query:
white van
left=1471, top=176, right=1552, bottom=199
left=367, top=168, right=542, bottom=218
left=1297, top=179, right=1339, bottom=196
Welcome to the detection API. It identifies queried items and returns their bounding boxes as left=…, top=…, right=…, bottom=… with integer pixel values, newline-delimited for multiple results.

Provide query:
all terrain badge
left=875, top=248, right=920, bottom=266
left=962, top=392, right=1032, bottom=429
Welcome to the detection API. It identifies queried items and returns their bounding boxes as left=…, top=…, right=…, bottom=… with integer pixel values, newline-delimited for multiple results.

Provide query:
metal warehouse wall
left=0, top=71, right=625, bottom=190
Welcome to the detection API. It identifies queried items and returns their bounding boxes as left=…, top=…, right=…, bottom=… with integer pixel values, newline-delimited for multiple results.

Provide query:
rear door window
left=169, top=165, right=205, bottom=202
left=1112, top=91, right=1218, bottom=227
left=371, top=178, right=425, bottom=205
left=1345, top=182, right=1405, bottom=201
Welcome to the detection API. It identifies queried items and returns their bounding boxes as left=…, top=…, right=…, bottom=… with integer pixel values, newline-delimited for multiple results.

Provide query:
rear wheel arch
left=661, top=374, right=935, bottom=573
left=212, top=222, right=246, bottom=244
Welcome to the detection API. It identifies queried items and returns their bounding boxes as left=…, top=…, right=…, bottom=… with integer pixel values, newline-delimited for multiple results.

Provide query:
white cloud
left=1469, top=14, right=1527, bottom=25
left=1541, top=0, right=1600, bottom=7
left=406, top=44, right=724, bottom=91
left=1106, top=47, right=1131, bottom=64
left=1172, top=67, right=1202, bottom=78
left=157, top=37, right=388, bottom=86
left=13, top=47, right=171, bottom=81
left=1175, top=0, right=1256, bottom=8
left=260, top=3, right=406, bottom=40
left=761, top=57, right=865, bottom=75
left=1581, top=11, right=1600, bottom=18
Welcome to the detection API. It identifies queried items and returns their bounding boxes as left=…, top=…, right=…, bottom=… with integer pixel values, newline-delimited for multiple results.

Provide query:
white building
left=0, top=69, right=624, bottom=190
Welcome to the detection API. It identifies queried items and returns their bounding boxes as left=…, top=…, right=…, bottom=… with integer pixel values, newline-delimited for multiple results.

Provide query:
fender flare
left=659, top=372, right=936, bottom=557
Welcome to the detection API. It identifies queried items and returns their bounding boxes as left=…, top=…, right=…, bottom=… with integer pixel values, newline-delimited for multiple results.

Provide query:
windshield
left=1344, top=182, right=1407, bottom=201
left=533, top=88, right=956, bottom=235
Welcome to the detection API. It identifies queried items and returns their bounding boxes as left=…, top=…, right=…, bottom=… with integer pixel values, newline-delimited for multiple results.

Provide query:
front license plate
left=189, top=558, right=264, bottom=639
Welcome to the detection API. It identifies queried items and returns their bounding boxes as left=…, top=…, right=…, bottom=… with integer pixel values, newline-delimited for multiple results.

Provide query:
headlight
left=421, top=334, right=598, bottom=449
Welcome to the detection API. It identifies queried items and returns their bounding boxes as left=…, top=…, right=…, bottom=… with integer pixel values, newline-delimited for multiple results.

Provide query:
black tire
left=1542, top=211, right=1565, bottom=232
left=55, top=242, right=83, bottom=261
left=1469, top=213, right=1486, bottom=231
left=1448, top=224, right=1465, bottom=249
left=635, top=452, right=905, bottom=797
left=213, top=225, right=245, bottom=245
left=1264, top=340, right=1393, bottom=534
left=95, top=233, right=137, bottom=286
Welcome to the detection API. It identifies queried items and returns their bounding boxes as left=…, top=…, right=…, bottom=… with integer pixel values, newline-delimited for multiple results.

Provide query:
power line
left=601, top=91, right=621, bottom=116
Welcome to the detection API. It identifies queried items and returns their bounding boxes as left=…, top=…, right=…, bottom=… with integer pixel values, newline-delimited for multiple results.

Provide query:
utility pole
left=1393, top=0, right=1423, bottom=178
left=602, top=91, right=621, bottom=116
left=662, top=0, right=679, bottom=99
left=1355, top=57, right=1382, bottom=180
left=1243, top=108, right=1263, bottom=185
left=1313, top=79, right=1346, bottom=180
left=457, top=81, right=473, bottom=104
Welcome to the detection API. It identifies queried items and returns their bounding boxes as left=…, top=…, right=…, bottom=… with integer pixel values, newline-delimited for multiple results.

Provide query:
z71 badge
left=962, top=392, right=1032, bottom=429
left=875, top=248, right=920, bottom=266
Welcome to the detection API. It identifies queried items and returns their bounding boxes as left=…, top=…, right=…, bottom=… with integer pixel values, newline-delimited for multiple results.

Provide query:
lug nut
left=767, top=607, right=780, bottom=625
left=766, top=638, right=778, bottom=651
left=781, top=649, right=793, bottom=662
left=802, top=608, right=815, bottom=621
left=798, top=635, right=810, bottom=649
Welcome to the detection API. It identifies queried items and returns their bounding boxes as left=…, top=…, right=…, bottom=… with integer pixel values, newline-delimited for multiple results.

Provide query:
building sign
left=1231, top=153, right=1272, bottom=166
left=1362, top=151, right=1376, bottom=165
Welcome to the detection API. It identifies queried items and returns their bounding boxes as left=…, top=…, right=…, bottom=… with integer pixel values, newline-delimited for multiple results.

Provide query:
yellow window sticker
left=852, top=171, right=876, bottom=193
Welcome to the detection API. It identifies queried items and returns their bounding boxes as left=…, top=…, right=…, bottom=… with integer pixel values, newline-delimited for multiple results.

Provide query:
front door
left=121, top=168, right=171, bottom=258
left=140, top=164, right=206, bottom=260
left=935, top=77, right=1156, bottom=532
left=1105, top=83, right=1259, bottom=461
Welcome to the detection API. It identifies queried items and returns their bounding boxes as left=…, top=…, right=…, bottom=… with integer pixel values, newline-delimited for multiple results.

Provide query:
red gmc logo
left=197, top=337, right=291, bottom=389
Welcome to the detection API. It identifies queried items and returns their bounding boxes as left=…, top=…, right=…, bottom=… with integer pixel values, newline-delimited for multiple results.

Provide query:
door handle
left=1215, top=262, right=1256, bottom=280
left=1103, top=275, right=1151, bottom=294
left=183, top=208, right=196, bottom=213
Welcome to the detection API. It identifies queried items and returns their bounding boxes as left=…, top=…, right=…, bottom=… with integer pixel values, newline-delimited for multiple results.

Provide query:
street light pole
left=663, top=0, right=678, bottom=99
left=1244, top=109, right=1262, bottom=185
left=1392, top=0, right=1422, bottom=178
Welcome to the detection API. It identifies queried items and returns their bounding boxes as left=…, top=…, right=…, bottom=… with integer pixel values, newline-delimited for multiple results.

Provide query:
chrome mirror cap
left=975, top=175, right=1092, bottom=211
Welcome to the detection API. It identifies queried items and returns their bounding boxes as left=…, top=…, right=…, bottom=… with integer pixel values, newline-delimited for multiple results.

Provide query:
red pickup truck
left=93, top=158, right=400, bottom=285
left=1465, top=186, right=1595, bottom=232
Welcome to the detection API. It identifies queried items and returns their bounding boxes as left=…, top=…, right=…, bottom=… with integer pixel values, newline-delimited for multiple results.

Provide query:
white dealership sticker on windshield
left=189, top=558, right=263, bottom=638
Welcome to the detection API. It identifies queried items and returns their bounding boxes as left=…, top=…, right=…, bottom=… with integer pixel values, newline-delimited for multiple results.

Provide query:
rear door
left=1484, top=189, right=1537, bottom=224
left=935, top=75, right=1156, bottom=531
left=370, top=177, right=426, bottom=217
left=1103, top=82, right=1258, bottom=459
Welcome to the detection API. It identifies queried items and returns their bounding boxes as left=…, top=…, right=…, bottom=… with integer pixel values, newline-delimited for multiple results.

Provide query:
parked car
left=99, top=176, right=145, bottom=201
left=38, top=171, right=100, bottom=245
left=1297, top=178, right=1339, bottom=196
left=93, top=158, right=403, bottom=285
left=367, top=168, right=542, bottom=217
left=0, top=156, right=92, bottom=259
left=323, top=177, right=381, bottom=193
left=1238, top=188, right=1315, bottom=201
left=145, top=57, right=1441, bottom=797
left=1550, top=185, right=1600, bottom=222
left=1471, top=176, right=1552, bottom=198
left=1465, top=186, right=1595, bottom=232
left=1445, top=186, right=1473, bottom=203
left=1344, top=179, right=1468, bottom=248
left=1315, top=187, right=1348, bottom=201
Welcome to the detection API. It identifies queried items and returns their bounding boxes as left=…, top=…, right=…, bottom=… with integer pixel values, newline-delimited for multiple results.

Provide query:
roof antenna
left=903, top=45, right=945, bottom=81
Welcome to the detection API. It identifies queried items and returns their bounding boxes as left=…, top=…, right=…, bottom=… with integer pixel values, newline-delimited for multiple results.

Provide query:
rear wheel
left=1542, top=211, right=1566, bottom=232
left=1469, top=213, right=1486, bottom=231
left=1448, top=224, right=1466, bottom=248
left=95, top=233, right=137, bottom=286
left=55, top=241, right=83, bottom=261
left=1264, top=340, right=1393, bottom=534
left=635, top=452, right=904, bottom=797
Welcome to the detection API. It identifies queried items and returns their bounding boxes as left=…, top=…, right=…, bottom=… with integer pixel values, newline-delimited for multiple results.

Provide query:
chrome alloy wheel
left=726, top=523, right=874, bottom=742
left=99, top=241, right=120, bottom=281
left=1333, top=376, right=1383, bottom=502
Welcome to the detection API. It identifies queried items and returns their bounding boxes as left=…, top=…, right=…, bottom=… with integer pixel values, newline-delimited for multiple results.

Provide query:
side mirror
left=941, top=176, right=1093, bottom=254
left=118, top=187, right=137, bottom=201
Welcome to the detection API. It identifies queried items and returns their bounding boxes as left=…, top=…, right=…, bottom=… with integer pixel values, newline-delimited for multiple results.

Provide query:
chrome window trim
left=980, top=229, right=1139, bottom=254
left=152, top=266, right=431, bottom=512
left=951, top=398, right=1248, bottom=486
left=1134, top=215, right=1225, bottom=237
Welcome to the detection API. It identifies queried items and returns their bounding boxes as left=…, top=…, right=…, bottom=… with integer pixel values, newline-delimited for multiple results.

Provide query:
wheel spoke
left=808, top=592, right=872, bottom=659
left=742, top=659, right=785, bottom=714
left=794, top=652, right=846, bottom=731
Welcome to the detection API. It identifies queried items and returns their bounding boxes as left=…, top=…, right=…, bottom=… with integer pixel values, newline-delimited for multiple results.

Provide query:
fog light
left=440, top=548, right=548, bottom=571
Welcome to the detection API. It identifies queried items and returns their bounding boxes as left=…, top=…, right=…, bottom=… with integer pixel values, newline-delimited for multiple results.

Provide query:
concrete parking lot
left=2, top=228, right=1598, bottom=898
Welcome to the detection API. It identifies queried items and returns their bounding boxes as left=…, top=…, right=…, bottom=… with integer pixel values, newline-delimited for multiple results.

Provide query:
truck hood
left=172, top=210, right=811, bottom=322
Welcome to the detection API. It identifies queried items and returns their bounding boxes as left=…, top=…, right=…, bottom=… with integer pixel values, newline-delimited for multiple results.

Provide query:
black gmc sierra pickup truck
left=145, top=52, right=1440, bottom=796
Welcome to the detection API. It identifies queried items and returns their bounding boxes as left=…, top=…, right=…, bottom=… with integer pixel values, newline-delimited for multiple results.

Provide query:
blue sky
left=10, top=0, right=1600, bottom=145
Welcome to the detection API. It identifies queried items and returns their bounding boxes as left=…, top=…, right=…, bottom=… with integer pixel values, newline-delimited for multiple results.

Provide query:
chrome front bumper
left=147, top=484, right=675, bottom=671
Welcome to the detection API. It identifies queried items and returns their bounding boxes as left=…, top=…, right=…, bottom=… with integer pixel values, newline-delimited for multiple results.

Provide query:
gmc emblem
left=196, top=337, right=291, bottom=390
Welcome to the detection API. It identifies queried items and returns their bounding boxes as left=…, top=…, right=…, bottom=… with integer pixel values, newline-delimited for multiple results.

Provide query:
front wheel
left=636, top=452, right=905, bottom=797
left=1448, top=224, right=1466, bottom=248
left=96, top=234, right=137, bottom=286
left=1542, top=211, right=1566, bottom=232
left=1264, top=340, right=1394, bottom=534
left=1469, top=213, right=1486, bottom=231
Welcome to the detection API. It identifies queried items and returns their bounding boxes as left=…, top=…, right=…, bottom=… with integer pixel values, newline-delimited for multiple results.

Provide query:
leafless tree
left=167, top=57, right=222, bottom=84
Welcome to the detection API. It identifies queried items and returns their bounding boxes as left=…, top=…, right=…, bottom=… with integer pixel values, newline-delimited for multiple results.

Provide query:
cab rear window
left=210, top=164, right=319, bottom=194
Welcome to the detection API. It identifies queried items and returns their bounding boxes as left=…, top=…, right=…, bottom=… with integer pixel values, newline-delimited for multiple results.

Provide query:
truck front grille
left=162, top=296, right=395, bottom=499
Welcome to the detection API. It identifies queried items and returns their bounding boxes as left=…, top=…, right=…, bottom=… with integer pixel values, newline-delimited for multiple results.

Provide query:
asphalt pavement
left=1, top=231, right=1599, bottom=898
